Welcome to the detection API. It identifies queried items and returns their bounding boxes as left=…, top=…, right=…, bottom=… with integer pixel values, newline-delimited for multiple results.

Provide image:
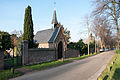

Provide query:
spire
left=52, top=0, right=58, bottom=28
left=52, top=8, right=58, bottom=25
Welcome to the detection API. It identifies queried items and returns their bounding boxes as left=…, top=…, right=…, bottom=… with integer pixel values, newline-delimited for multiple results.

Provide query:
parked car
left=100, top=48, right=104, bottom=52
left=105, top=48, right=109, bottom=51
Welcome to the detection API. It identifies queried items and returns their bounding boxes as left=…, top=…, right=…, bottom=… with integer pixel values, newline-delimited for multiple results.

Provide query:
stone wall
left=0, top=52, right=4, bottom=70
left=28, top=48, right=55, bottom=64
left=65, top=49, right=79, bottom=58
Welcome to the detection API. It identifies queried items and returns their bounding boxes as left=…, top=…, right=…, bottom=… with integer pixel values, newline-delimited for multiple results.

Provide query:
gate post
left=0, top=51, right=4, bottom=70
left=21, top=40, right=28, bottom=65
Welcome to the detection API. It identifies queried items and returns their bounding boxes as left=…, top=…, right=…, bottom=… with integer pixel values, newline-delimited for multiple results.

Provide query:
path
left=10, top=51, right=115, bottom=80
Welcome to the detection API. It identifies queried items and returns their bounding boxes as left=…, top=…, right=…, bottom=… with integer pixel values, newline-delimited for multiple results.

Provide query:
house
left=34, top=8, right=67, bottom=59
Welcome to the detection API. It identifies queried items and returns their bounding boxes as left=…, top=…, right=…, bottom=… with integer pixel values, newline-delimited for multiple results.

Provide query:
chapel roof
left=34, top=27, right=60, bottom=43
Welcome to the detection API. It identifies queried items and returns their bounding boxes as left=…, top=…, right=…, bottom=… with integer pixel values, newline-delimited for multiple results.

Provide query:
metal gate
left=16, top=44, right=23, bottom=67
left=4, top=44, right=23, bottom=69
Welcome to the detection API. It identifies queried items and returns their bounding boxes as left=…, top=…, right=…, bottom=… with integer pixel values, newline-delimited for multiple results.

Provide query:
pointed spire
left=52, top=8, right=58, bottom=25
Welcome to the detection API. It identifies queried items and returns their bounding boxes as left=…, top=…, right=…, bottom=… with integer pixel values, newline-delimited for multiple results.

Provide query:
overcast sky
left=0, top=0, right=94, bottom=42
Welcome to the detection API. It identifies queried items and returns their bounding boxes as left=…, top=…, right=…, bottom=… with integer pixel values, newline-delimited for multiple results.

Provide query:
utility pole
left=87, top=17, right=90, bottom=55
left=95, top=37, right=96, bottom=54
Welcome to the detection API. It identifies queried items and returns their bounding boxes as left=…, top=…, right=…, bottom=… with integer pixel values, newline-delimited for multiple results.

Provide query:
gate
left=16, top=44, right=23, bottom=67
left=4, top=44, right=23, bottom=69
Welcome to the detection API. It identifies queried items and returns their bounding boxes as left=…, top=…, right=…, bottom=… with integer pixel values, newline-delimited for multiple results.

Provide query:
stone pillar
left=0, top=51, right=4, bottom=70
left=21, top=40, right=29, bottom=65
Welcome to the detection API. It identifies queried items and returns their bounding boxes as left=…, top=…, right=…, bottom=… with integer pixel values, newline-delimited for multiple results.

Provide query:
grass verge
left=0, top=69, right=22, bottom=80
left=23, top=60, right=72, bottom=70
left=23, top=52, right=99, bottom=70
left=0, top=52, right=100, bottom=80
left=98, top=50, right=120, bottom=80
left=68, top=52, right=99, bottom=60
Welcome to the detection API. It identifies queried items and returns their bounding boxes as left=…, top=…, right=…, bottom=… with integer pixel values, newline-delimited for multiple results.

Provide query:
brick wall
left=28, top=48, right=55, bottom=64
left=65, top=49, right=79, bottom=58
left=0, top=52, right=4, bottom=70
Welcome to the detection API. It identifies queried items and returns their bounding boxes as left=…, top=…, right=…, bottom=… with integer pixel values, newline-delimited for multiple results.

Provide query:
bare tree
left=11, top=34, right=18, bottom=47
left=92, top=0, right=120, bottom=35
left=92, top=16, right=113, bottom=48
left=11, top=30, right=23, bottom=37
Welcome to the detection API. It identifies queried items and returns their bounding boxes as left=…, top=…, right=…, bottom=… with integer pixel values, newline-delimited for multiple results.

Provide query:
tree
left=23, top=5, right=34, bottom=48
left=92, top=16, right=113, bottom=48
left=11, top=30, right=23, bottom=38
left=11, top=34, right=18, bottom=47
left=68, top=39, right=88, bottom=55
left=0, top=31, right=12, bottom=51
left=75, top=39, right=88, bottom=55
left=92, top=0, right=120, bottom=35
left=64, top=28, right=71, bottom=43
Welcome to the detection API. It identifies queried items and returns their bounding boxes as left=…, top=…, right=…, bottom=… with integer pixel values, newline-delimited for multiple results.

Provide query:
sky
left=0, top=0, right=94, bottom=42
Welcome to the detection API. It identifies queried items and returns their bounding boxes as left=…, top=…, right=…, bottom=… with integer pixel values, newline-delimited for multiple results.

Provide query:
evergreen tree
left=23, top=5, right=34, bottom=48
left=0, top=31, right=12, bottom=51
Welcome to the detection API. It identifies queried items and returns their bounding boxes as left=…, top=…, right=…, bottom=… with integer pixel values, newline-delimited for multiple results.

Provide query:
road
left=10, top=51, right=115, bottom=80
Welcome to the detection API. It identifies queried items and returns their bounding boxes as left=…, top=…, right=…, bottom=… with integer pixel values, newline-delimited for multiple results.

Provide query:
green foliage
left=98, top=52, right=120, bottom=80
left=23, top=60, right=72, bottom=70
left=68, top=39, right=88, bottom=55
left=116, top=50, right=120, bottom=54
left=89, top=42, right=95, bottom=53
left=69, top=52, right=98, bottom=60
left=0, top=69, right=22, bottom=80
left=23, top=5, right=34, bottom=48
left=75, top=39, right=88, bottom=55
left=0, top=31, right=12, bottom=51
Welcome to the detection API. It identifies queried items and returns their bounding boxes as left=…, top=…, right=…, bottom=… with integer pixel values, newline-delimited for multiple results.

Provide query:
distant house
left=34, top=9, right=67, bottom=59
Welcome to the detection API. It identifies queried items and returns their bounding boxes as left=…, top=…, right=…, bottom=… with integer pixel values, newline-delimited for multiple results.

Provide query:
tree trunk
left=112, top=0, right=120, bottom=35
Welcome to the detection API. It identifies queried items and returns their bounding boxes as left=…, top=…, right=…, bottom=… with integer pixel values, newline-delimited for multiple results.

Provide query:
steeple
left=52, top=0, right=58, bottom=29
left=52, top=8, right=58, bottom=28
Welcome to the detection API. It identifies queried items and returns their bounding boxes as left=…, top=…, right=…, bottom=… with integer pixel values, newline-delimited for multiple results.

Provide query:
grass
left=98, top=49, right=120, bottom=80
left=0, top=69, right=22, bottom=80
left=68, top=52, right=99, bottom=60
left=23, top=52, right=99, bottom=70
left=1, top=51, right=100, bottom=80
left=23, top=60, right=72, bottom=70
left=4, top=56, right=22, bottom=69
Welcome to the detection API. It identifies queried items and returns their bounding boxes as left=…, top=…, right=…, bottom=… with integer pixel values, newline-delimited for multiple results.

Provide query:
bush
left=0, top=31, right=12, bottom=51
left=68, top=39, right=88, bottom=55
left=116, top=50, right=120, bottom=54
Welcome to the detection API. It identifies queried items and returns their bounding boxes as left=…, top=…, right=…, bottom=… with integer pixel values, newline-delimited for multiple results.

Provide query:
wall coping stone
left=29, top=48, right=55, bottom=51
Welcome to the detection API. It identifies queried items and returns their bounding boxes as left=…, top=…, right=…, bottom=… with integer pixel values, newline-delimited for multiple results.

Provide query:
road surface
left=10, top=51, right=115, bottom=80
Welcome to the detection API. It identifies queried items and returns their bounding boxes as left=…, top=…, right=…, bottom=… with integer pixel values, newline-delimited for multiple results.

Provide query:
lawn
left=98, top=50, right=120, bottom=80
left=0, top=69, right=22, bottom=80
left=23, top=52, right=99, bottom=70
left=23, top=60, right=72, bottom=70
left=0, top=51, right=100, bottom=80
left=68, top=52, right=99, bottom=60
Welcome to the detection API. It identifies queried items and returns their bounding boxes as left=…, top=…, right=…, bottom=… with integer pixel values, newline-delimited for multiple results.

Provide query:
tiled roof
left=48, top=27, right=60, bottom=43
left=34, top=27, right=60, bottom=43
left=34, top=29, right=54, bottom=43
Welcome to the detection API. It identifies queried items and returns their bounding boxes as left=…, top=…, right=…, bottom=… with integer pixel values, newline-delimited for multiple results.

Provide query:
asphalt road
left=10, top=51, right=115, bottom=80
